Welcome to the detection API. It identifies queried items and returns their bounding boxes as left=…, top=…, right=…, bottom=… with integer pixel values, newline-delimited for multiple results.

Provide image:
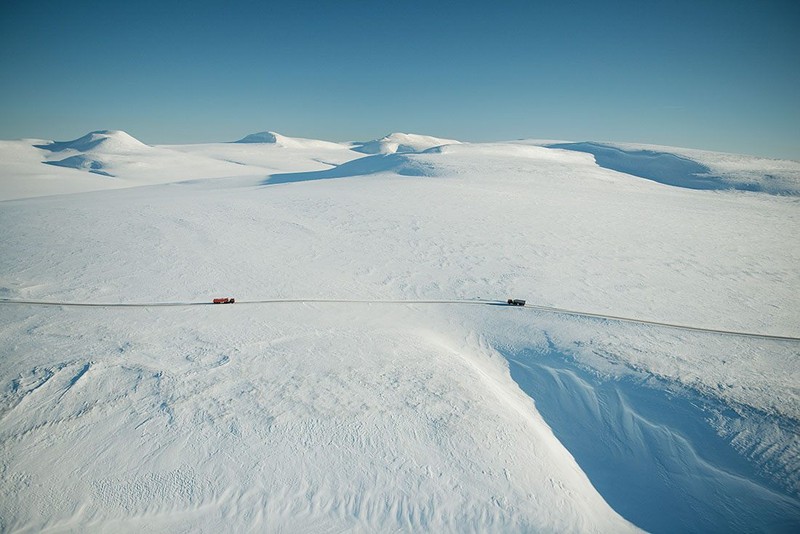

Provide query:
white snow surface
left=1, top=132, right=799, bottom=532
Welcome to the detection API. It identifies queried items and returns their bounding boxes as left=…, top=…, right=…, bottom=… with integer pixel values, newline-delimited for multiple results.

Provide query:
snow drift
left=507, top=346, right=799, bottom=533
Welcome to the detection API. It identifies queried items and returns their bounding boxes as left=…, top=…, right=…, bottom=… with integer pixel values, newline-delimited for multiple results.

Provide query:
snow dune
left=1, top=130, right=799, bottom=532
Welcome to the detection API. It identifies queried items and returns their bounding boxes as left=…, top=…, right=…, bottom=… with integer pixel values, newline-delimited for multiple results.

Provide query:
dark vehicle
left=212, top=297, right=235, bottom=304
left=507, top=299, right=526, bottom=306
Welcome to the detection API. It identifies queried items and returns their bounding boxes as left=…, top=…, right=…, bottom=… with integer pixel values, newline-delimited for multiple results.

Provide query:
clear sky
left=1, top=0, right=798, bottom=159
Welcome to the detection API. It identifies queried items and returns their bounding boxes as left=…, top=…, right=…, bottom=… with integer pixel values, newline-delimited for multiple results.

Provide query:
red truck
left=212, top=297, right=235, bottom=304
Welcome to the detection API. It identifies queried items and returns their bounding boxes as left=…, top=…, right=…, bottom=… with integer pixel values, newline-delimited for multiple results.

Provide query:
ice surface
left=1, top=132, right=798, bottom=532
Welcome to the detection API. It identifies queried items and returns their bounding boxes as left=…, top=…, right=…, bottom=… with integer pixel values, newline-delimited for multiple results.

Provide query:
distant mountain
left=36, top=130, right=148, bottom=153
left=234, top=131, right=345, bottom=150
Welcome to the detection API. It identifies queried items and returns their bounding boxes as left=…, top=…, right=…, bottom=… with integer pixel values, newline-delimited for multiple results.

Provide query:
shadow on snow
left=262, top=153, right=437, bottom=186
left=548, top=142, right=763, bottom=193
left=503, top=344, right=800, bottom=533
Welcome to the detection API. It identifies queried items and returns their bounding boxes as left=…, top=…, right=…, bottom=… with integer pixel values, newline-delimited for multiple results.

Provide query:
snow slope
left=1, top=134, right=798, bottom=532
left=544, top=141, right=800, bottom=195
left=163, top=131, right=359, bottom=175
left=0, top=130, right=270, bottom=201
left=0, top=139, right=102, bottom=200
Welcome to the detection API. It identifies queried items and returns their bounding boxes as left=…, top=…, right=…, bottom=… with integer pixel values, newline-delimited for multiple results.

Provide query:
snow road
left=2, top=297, right=797, bottom=341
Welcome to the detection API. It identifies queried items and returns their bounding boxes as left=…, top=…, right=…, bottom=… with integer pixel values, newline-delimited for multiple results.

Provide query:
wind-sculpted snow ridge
left=547, top=141, right=800, bottom=195
left=352, top=132, right=461, bottom=154
left=505, top=343, right=800, bottom=533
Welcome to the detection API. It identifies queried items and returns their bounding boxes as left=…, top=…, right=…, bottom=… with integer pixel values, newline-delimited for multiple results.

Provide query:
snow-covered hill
left=352, top=132, right=461, bottom=154
left=163, top=131, right=359, bottom=175
left=234, top=130, right=347, bottom=151
left=0, top=132, right=798, bottom=532
left=0, top=130, right=275, bottom=200
left=40, top=129, right=148, bottom=153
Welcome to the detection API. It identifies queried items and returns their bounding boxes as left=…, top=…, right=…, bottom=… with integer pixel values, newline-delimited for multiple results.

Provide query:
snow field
left=1, top=131, right=798, bottom=531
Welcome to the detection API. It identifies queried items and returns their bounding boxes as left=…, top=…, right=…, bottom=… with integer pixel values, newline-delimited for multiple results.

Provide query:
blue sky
left=1, top=0, right=798, bottom=158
